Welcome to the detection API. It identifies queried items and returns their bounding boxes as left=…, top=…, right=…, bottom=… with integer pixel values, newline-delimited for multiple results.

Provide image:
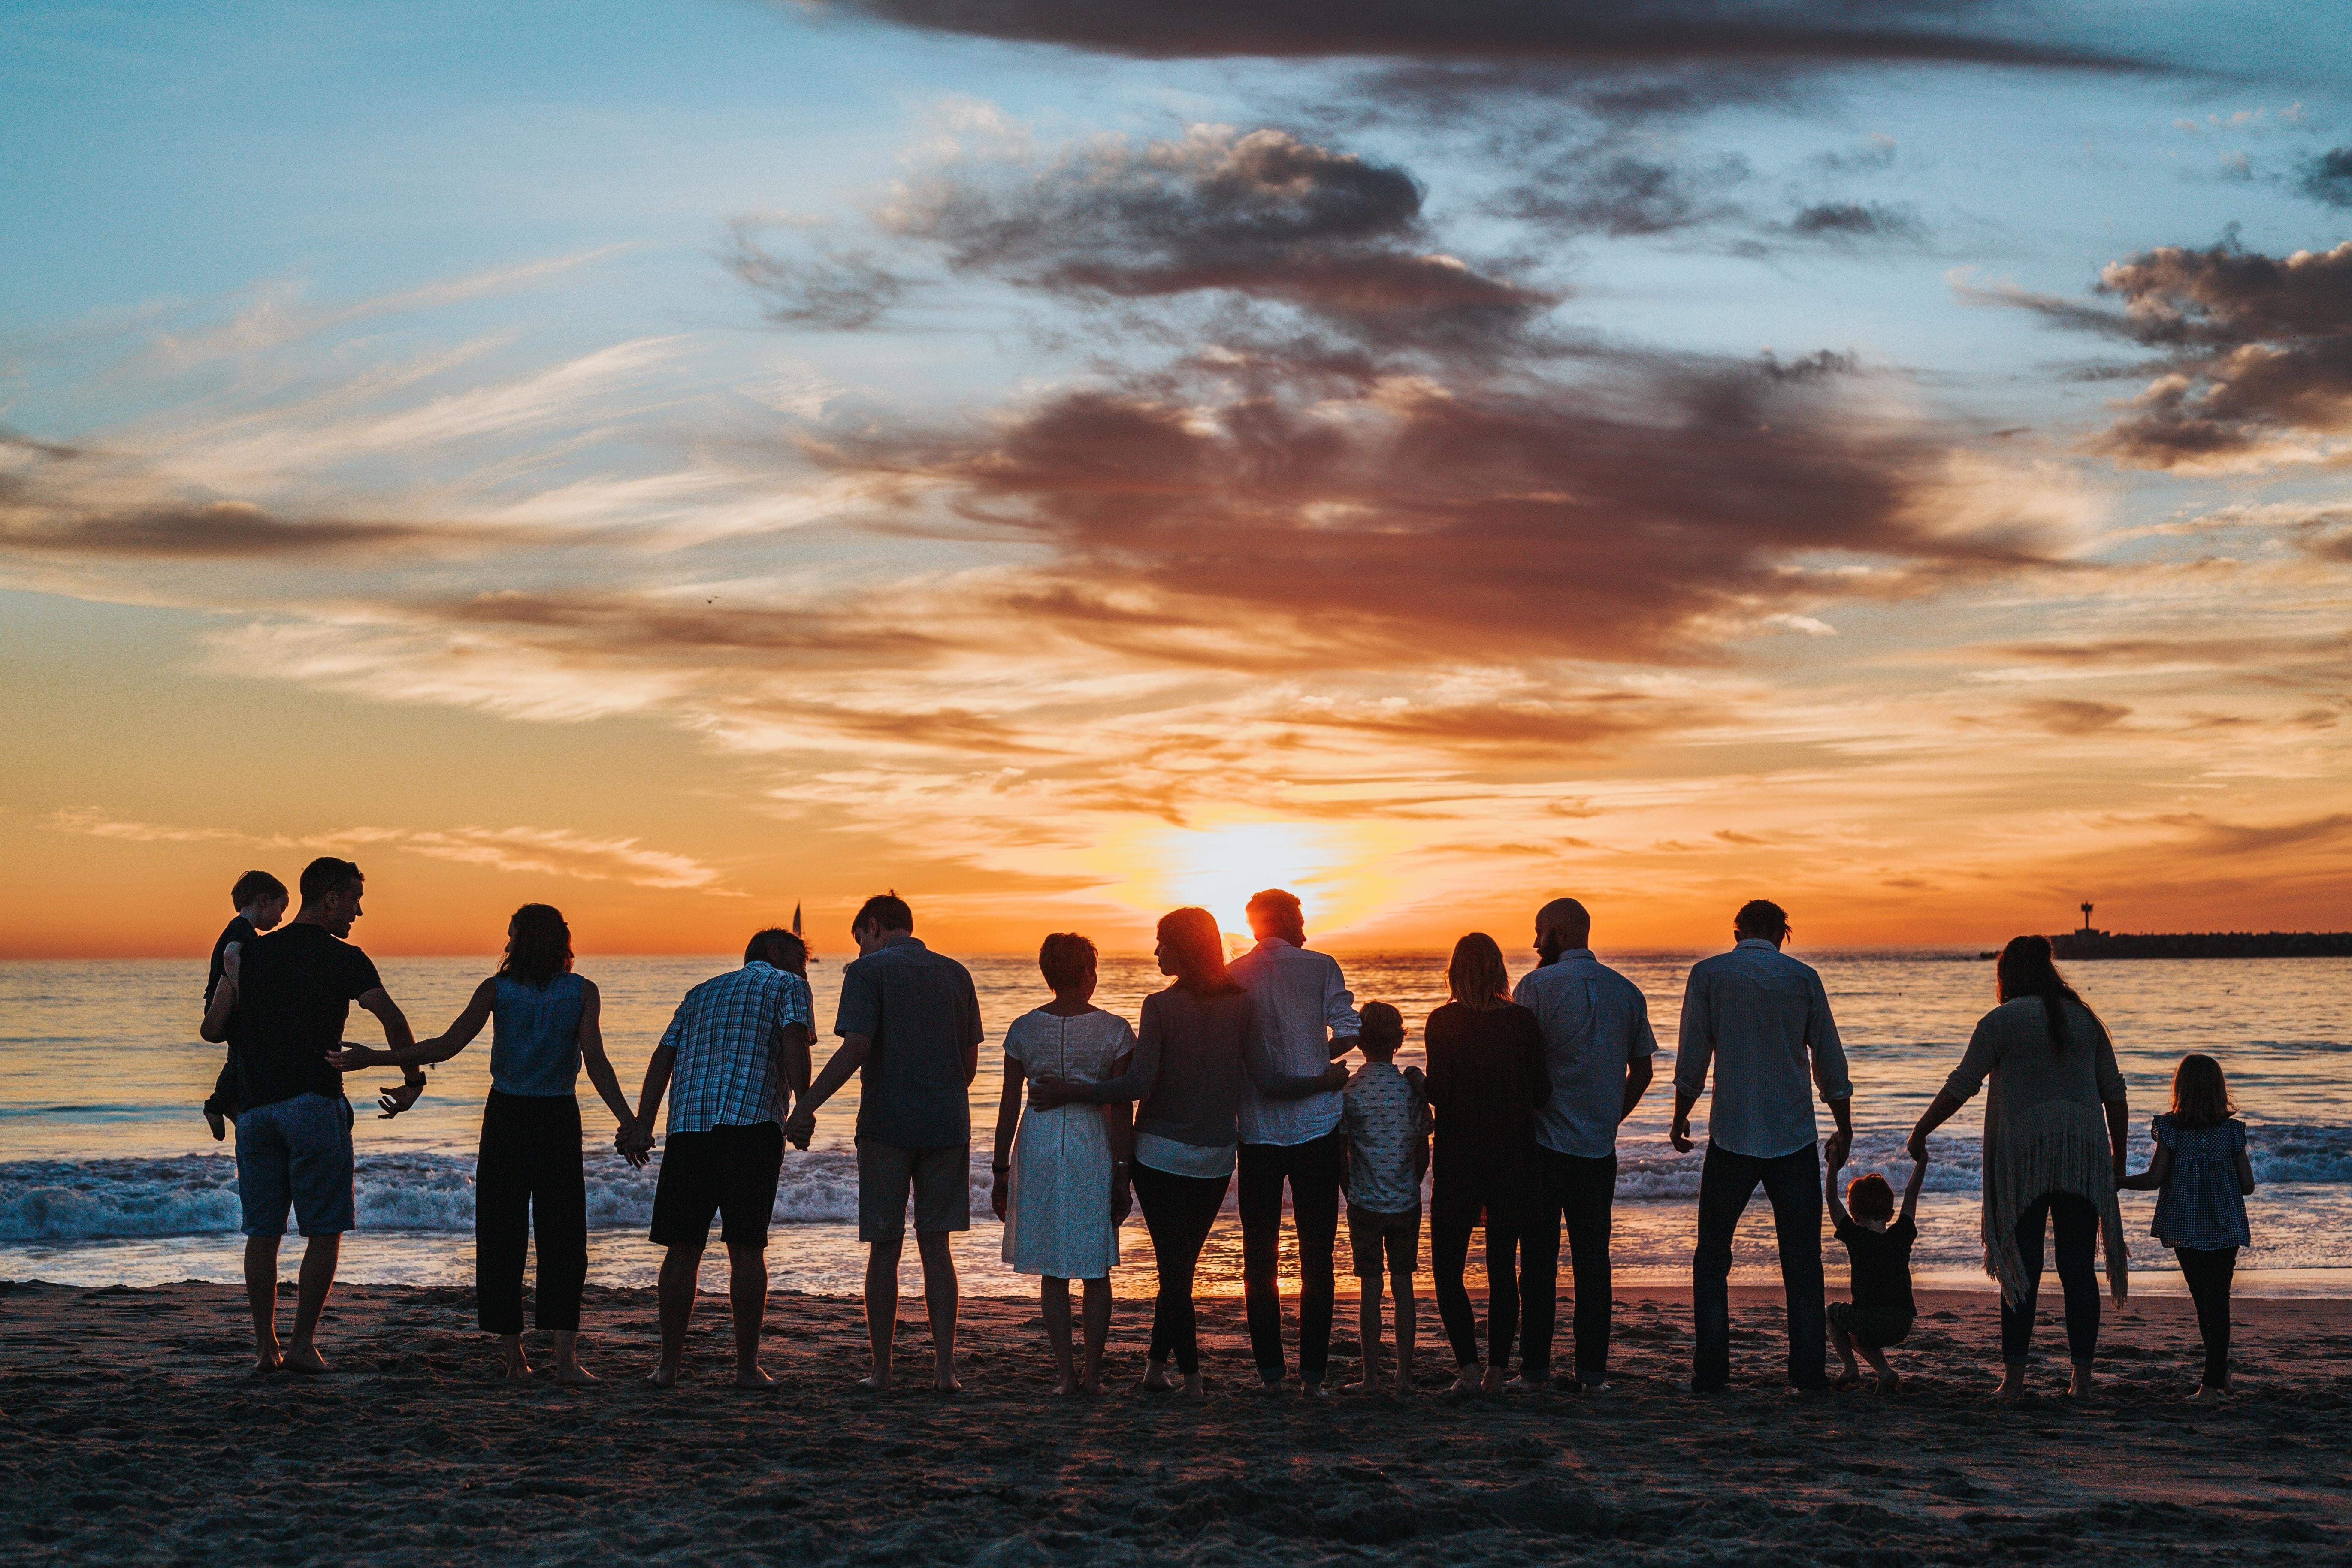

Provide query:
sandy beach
left=3, top=1280, right=2346, bottom=1565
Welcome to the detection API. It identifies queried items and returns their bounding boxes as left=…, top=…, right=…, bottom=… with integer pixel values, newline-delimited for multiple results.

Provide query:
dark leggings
left=2001, top=1192, right=2101, bottom=1366
left=475, top=1091, right=587, bottom=1335
left=2176, top=1245, right=2237, bottom=1388
left=1131, top=1161, right=1230, bottom=1376
left=1433, top=1209, right=1528, bottom=1369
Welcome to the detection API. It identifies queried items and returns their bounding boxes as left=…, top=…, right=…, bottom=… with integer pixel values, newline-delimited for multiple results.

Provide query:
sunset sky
left=6, top=1, right=2351, bottom=958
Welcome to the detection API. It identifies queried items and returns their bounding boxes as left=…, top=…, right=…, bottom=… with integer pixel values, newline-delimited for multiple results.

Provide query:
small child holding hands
left=2121, top=1053, right=2255, bottom=1400
left=1339, top=1003, right=1427, bottom=1396
left=1826, top=1148, right=1926, bottom=1393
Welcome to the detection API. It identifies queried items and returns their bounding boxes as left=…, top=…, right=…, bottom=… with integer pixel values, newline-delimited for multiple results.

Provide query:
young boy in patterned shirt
left=1339, top=1002, right=1428, bottom=1396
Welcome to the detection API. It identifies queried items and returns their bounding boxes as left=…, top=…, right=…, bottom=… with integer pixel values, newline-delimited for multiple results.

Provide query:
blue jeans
left=1692, top=1140, right=1826, bottom=1391
left=235, top=1092, right=356, bottom=1238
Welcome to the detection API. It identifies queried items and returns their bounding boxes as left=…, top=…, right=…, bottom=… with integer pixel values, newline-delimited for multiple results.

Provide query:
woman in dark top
left=1032, top=906, right=1340, bottom=1399
left=1424, top=931, right=1551, bottom=1395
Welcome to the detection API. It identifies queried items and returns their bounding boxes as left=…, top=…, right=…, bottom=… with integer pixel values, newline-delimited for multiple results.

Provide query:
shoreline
left=5, top=1279, right=2348, bottom=1564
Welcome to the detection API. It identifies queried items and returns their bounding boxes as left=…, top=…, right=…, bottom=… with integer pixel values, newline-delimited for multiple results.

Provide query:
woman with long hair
left=330, top=904, right=639, bottom=1382
left=1423, top=931, right=1551, bottom=1394
left=1908, top=935, right=2130, bottom=1399
left=1030, top=906, right=1341, bottom=1398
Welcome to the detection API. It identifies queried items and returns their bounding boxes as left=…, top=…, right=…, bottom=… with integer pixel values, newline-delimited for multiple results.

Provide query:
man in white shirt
left=1509, top=897, right=1657, bottom=1390
left=1671, top=899, right=1853, bottom=1394
left=1230, top=888, right=1357, bottom=1394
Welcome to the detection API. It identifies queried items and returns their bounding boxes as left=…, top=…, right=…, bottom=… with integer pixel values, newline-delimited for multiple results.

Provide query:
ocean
left=4, top=950, right=2348, bottom=1298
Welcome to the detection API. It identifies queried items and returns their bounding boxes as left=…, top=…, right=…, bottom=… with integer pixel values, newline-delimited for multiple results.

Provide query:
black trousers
left=2176, top=1245, right=2237, bottom=1387
left=1693, top=1141, right=1826, bottom=1391
left=1131, top=1161, right=1230, bottom=1376
left=475, top=1091, right=587, bottom=1335
left=2000, top=1192, right=2101, bottom=1366
left=1432, top=1209, right=1528, bottom=1369
left=1520, top=1149, right=1617, bottom=1383
left=1238, top=1131, right=1344, bottom=1385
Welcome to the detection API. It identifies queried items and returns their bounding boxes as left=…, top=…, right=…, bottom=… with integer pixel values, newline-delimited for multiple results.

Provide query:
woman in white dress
left=989, top=932, right=1135, bottom=1394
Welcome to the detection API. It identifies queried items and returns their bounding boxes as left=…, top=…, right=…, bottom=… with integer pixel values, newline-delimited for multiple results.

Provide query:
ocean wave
left=6, top=1121, right=2348, bottom=1242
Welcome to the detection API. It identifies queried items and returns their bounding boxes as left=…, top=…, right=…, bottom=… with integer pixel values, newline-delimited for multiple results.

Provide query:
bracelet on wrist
left=992, top=1163, right=1010, bottom=1174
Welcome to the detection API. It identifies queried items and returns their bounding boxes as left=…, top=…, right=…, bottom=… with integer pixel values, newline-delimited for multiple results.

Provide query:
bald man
left=1507, top=898, right=1657, bottom=1390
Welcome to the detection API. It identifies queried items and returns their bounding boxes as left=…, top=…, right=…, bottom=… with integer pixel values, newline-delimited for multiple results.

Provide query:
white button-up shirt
left=1673, top=937, right=1851, bottom=1159
left=1230, top=937, right=1360, bottom=1146
left=1512, top=949, right=1658, bottom=1159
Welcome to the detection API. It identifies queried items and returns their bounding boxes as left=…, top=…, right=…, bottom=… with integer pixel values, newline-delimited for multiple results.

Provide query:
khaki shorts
left=857, top=1139, right=971, bottom=1242
left=1347, top=1202, right=1422, bottom=1279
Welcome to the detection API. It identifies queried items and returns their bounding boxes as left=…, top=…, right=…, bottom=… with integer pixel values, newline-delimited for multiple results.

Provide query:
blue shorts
left=235, top=1092, right=357, bottom=1238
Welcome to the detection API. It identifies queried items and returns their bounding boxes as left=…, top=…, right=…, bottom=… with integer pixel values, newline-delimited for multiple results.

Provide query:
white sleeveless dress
left=1001, top=1006, right=1136, bottom=1280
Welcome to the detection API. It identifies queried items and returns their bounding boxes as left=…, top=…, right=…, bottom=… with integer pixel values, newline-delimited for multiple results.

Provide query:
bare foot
left=1505, top=1374, right=1548, bottom=1393
left=1181, top=1373, right=1208, bottom=1402
left=282, top=1344, right=328, bottom=1375
left=646, top=1362, right=680, bottom=1388
left=499, top=1339, right=532, bottom=1382
left=1052, top=1374, right=1083, bottom=1396
left=855, top=1370, right=892, bottom=1392
left=734, top=1365, right=776, bottom=1389
left=1448, top=1365, right=1483, bottom=1395
left=1391, top=1372, right=1412, bottom=1398
left=1257, top=1375, right=1288, bottom=1398
left=556, top=1363, right=597, bottom=1386
left=2188, top=1383, right=2229, bottom=1402
left=205, top=1108, right=227, bottom=1142
left=1832, top=1370, right=1863, bottom=1390
left=1993, top=1367, right=2029, bottom=1399
left=933, top=1371, right=962, bottom=1394
left=1875, top=1369, right=1902, bottom=1395
left=1140, top=1361, right=1174, bottom=1393
left=1337, top=1378, right=1379, bottom=1395
left=252, top=1346, right=281, bottom=1375
left=1079, top=1374, right=1104, bottom=1396
left=2065, top=1369, right=2095, bottom=1402
left=1298, top=1382, right=1331, bottom=1399
left=1481, top=1364, right=1507, bottom=1396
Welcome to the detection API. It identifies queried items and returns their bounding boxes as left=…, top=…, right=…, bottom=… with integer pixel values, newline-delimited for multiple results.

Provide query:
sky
left=4, top=0, right=2351, bottom=958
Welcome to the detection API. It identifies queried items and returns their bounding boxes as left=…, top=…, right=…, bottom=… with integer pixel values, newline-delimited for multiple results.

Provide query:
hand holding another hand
left=783, top=1107, right=816, bottom=1149
left=376, top=1079, right=423, bottom=1120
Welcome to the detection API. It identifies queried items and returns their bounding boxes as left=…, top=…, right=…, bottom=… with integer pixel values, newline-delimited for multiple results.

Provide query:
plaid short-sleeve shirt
left=661, top=961, right=813, bottom=1136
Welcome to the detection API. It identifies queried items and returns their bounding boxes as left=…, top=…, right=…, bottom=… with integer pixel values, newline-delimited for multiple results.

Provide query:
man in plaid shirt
left=627, top=928, right=814, bottom=1387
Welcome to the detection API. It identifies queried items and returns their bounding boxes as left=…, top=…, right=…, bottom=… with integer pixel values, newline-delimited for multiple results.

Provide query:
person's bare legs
left=552, top=1330, right=594, bottom=1385
left=497, top=1333, right=532, bottom=1381
left=279, top=1234, right=339, bottom=1373
left=1343, top=1276, right=1383, bottom=1393
left=915, top=1229, right=961, bottom=1392
left=1079, top=1277, right=1111, bottom=1395
left=243, top=1235, right=283, bottom=1372
left=1390, top=1266, right=1416, bottom=1397
left=862, top=1235, right=903, bottom=1390
left=726, top=1241, right=772, bottom=1387
left=1042, top=1277, right=1079, bottom=1394
left=1830, top=1320, right=1862, bottom=1388
left=648, top=1244, right=702, bottom=1387
left=1859, top=1340, right=1896, bottom=1393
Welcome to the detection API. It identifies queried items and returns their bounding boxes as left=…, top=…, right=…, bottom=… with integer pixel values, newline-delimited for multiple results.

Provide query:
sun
left=1086, top=816, right=1411, bottom=945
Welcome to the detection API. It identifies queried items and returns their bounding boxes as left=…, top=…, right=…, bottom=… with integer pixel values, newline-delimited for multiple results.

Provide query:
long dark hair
left=2170, top=1054, right=2234, bottom=1130
left=1158, top=906, right=1240, bottom=996
left=1995, top=934, right=2107, bottom=1056
left=499, top=903, right=574, bottom=990
left=1447, top=932, right=1512, bottom=1012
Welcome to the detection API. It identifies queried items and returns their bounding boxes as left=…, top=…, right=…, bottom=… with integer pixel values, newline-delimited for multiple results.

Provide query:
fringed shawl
left=1944, top=997, right=2129, bottom=1306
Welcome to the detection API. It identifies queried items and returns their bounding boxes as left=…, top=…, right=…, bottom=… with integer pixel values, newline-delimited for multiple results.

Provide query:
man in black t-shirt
left=202, top=857, right=424, bottom=1374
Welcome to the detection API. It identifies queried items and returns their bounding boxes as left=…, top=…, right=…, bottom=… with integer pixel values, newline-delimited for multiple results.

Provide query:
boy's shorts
left=235, top=1092, right=357, bottom=1238
left=650, top=1121, right=786, bottom=1249
left=1827, top=1301, right=1914, bottom=1350
left=856, top=1139, right=971, bottom=1242
left=1347, top=1202, right=1421, bottom=1278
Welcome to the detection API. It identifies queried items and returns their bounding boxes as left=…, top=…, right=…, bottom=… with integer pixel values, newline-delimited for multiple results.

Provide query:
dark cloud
left=723, top=221, right=913, bottom=330
left=2152, top=810, right=2352, bottom=857
left=1495, top=148, right=1750, bottom=237
left=1269, top=692, right=1709, bottom=756
left=433, top=589, right=953, bottom=665
left=2297, top=147, right=2352, bottom=208
left=0, top=499, right=446, bottom=559
left=1978, top=631, right=2352, bottom=669
left=885, top=127, right=1558, bottom=350
left=1786, top=200, right=1924, bottom=242
left=817, top=349, right=2054, bottom=669
left=825, top=1, right=2137, bottom=69
left=2018, top=697, right=2131, bottom=734
left=2000, top=239, right=2352, bottom=467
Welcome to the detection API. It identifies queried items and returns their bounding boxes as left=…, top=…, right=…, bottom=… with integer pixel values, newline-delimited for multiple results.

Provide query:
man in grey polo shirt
left=1509, top=897, right=1657, bottom=1390
left=789, top=894, right=983, bottom=1392
left=1671, top=898, right=1853, bottom=1394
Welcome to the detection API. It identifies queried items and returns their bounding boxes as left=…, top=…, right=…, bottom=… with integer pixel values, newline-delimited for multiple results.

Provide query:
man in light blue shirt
left=1230, top=888, right=1357, bottom=1393
left=1509, top=897, right=1657, bottom=1390
left=1672, top=899, right=1854, bottom=1393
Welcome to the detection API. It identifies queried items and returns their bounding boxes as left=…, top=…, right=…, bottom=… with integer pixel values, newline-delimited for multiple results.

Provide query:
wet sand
left=3, top=1279, right=2347, bottom=1564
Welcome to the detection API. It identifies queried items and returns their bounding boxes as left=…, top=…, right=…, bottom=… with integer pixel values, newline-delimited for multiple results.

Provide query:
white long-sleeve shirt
left=1230, top=937, right=1360, bottom=1146
left=1673, top=938, right=1851, bottom=1159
